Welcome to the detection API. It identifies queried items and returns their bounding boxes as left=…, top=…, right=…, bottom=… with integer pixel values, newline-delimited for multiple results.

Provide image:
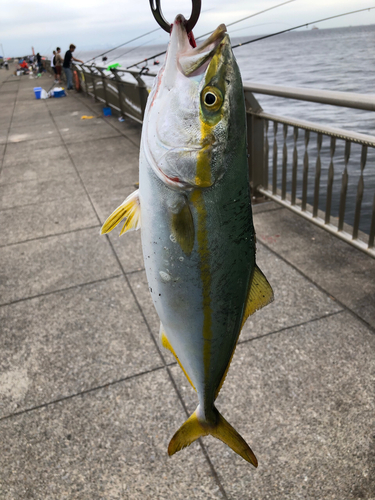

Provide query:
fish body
left=102, top=16, right=273, bottom=466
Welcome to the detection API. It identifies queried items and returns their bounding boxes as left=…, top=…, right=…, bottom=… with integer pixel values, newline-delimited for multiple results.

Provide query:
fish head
left=144, top=17, right=244, bottom=189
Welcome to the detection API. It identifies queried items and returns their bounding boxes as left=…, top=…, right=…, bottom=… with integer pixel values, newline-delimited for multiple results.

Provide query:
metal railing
left=73, top=64, right=156, bottom=124
left=245, top=84, right=375, bottom=257
left=67, top=63, right=375, bottom=257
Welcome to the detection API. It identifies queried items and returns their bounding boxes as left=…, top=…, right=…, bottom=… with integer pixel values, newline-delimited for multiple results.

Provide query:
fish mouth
left=177, top=22, right=228, bottom=77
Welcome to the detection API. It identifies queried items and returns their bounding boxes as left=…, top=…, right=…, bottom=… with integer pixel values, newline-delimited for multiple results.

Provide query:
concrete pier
left=1, top=69, right=374, bottom=499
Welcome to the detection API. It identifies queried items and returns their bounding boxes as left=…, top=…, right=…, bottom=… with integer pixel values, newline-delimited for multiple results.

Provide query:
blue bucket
left=103, top=107, right=112, bottom=116
left=54, top=89, right=66, bottom=98
left=34, top=87, right=42, bottom=99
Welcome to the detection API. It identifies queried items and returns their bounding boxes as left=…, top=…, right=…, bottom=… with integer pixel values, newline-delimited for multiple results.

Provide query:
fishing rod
left=231, top=6, right=375, bottom=49
left=229, top=22, right=292, bottom=35
left=127, top=0, right=297, bottom=69
left=84, top=27, right=160, bottom=64
left=106, top=35, right=161, bottom=65
left=196, top=0, right=296, bottom=40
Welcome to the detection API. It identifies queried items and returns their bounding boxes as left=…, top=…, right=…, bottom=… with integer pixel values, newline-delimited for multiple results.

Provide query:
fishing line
left=231, top=6, right=375, bottom=49
left=88, top=6, right=215, bottom=66
left=127, top=0, right=297, bottom=69
left=84, top=27, right=160, bottom=64
left=196, top=0, right=296, bottom=40
left=229, top=22, right=292, bottom=35
left=106, top=36, right=161, bottom=65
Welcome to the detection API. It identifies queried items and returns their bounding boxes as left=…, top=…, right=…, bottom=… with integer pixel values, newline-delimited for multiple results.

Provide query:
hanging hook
left=149, top=0, right=201, bottom=34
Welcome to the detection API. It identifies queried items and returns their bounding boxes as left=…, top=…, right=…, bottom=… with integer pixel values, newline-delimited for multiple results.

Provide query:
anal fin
left=215, top=265, right=273, bottom=399
left=101, top=189, right=141, bottom=236
left=160, top=324, right=196, bottom=391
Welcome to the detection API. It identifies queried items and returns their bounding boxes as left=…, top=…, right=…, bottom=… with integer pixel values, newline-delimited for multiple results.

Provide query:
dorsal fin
left=100, top=189, right=141, bottom=236
left=215, top=265, right=273, bottom=399
left=240, top=265, right=274, bottom=330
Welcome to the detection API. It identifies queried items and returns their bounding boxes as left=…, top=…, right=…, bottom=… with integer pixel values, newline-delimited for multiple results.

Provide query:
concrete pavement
left=0, top=68, right=374, bottom=499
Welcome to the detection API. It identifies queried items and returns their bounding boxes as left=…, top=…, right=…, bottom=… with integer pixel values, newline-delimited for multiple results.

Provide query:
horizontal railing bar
left=244, top=81, right=375, bottom=112
left=257, top=188, right=375, bottom=258
left=80, top=64, right=157, bottom=78
left=249, top=110, right=375, bottom=148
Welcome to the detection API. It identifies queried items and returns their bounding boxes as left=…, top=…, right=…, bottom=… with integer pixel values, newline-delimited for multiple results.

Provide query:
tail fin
left=168, top=407, right=258, bottom=467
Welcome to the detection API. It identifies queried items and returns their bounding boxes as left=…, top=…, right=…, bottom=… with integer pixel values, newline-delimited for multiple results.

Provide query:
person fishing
left=55, top=47, right=63, bottom=84
left=36, top=52, right=42, bottom=73
left=63, top=44, right=83, bottom=90
left=51, top=50, right=57, bottom=82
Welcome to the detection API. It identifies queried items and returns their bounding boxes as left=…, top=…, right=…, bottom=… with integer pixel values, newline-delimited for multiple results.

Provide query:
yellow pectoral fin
left=100, top=189, right=141, bottom=236
left=160, top=326, right=196, bottom=392
left=171, top=200, right=195, bottom=255
left=241, top=265, right=274, bottom=329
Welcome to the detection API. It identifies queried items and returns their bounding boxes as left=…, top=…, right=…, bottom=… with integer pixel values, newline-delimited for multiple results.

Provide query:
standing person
left=51, top=50, right=57, bottom=82
left=36, top=52, right=42, bottom=73
left=63, top=44, right=83, bottom=90
left=55, top=47, right=63, bottom=84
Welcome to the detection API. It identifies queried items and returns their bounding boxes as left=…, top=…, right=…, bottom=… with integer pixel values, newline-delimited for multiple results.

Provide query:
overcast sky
left=0, top=0, right=374, bottom=57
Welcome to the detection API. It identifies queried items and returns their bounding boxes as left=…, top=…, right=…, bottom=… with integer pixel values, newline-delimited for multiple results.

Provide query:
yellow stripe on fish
left=190, top=189, right=213, bottom=382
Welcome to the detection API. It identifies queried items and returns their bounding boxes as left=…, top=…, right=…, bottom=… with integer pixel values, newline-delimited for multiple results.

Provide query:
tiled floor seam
left=257, top=239, right=375, bottom=335
left=51, top=93, right=221, bottom=497
left=239, top=309, right=345, bottom=346
left=0, top=224, right=101, bottom=248
left=77, top=164, right=230, bottom=498
left=0, top=365, right=166, bottom=422
left=44, top=102, right=103, bottom=228
left=0, top=193, right=100, bottom=211
left=0, top=274, right=122, bottom=308
left=71, top=93, right=140, bottom=149
left=52, top=93, right=252, bottom=498
left=0, top=80, right=19, bottom=178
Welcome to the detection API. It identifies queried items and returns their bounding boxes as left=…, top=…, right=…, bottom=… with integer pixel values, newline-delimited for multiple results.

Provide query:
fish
left=101, top=15, right=273, bottom=467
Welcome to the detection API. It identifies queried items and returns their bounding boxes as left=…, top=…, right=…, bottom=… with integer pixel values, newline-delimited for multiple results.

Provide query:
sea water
left=80, top=25, right=375, bottom=235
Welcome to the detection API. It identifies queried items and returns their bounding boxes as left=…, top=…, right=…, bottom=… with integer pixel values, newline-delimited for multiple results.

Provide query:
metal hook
left=149, top=0, right=201, bottom=34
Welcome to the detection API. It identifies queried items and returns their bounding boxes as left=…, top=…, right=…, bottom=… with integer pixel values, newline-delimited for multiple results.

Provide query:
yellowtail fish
left=101, top=15, right=273, bottom=466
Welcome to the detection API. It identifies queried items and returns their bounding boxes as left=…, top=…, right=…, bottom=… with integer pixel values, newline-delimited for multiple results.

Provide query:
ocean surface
left=79, top=24, right=375, bottom=236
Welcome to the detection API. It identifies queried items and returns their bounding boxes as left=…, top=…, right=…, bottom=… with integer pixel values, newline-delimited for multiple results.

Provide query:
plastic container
left=103, top=107, right=112, bottom=117
left=34, top=87, right=42, bottom=99
left=54, top=89, right=66, bottom=98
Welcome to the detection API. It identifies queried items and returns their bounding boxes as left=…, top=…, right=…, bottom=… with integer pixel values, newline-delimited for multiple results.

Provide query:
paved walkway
left=0, top=68, right=374, bottom=500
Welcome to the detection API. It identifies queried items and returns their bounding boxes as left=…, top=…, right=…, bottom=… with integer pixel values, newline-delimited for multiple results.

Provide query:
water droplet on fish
left=179, top=257, right=184, bottom=262
left=169, top=234, right=176, bottom=243
left=159, top=271, right=171, bottom=282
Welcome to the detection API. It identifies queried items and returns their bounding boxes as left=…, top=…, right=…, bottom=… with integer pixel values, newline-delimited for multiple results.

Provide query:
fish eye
left=204, top=92, right=216, bottom=106
left=202, top=86, right=223, bottom=112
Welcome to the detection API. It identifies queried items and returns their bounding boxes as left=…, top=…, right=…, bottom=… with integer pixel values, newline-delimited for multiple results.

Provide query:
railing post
left=245, top=91, right=265, bottom=195
left=81, top=65, right=89, bottom=95
left=129, top=71, right=149, bottom=119
left=111, top=70, right=126, bottom=119
left=97, top=68, right=109, bottom=107
left=89, top=67, right=98, bottom=102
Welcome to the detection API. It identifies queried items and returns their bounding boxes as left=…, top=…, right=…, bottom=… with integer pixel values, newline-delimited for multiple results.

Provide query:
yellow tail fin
left=168, top=407, right=258, bottom=467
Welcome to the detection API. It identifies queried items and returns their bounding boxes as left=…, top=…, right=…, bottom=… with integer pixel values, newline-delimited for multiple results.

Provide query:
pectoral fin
left=171, top=200, right=194, bottom=255
left=100, top=189, right=141, bottom=236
